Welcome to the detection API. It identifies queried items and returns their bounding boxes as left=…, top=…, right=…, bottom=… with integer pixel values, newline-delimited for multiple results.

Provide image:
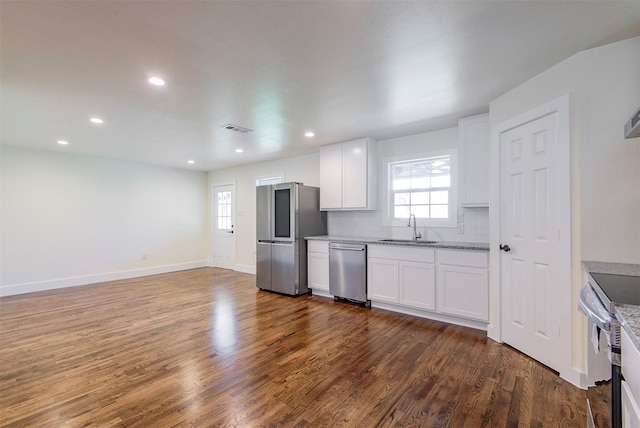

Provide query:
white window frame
left=384, top=149, right=458, bottom=228
left=255, top=174, right=284, bottom=187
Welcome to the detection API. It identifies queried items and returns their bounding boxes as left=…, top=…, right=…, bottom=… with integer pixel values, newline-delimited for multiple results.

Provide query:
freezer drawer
left=256, top=241, right=272, bottom=291
left=271, top=241, right=296, bottom=295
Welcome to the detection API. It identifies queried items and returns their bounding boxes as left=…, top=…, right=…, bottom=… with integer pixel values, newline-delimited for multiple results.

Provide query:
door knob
left=228, top=230, right=234, bottom=234
left=500, top=244, right=511, bottom=252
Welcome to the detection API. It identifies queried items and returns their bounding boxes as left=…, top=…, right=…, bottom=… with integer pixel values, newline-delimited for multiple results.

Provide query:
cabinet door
left=623, top=381, right=640, bottom=428
left=622, top=327, right=640, bottom=426
left=399, top=261, right=435, bottom=311
left=437, top=264, right=488, bottom=321
left=308, top=252, right=329, bottom=292
left=342, top=139, right=368, bottom=209
left=320, top=144, right=343, bottom=209
left=458, top=114, right=490, bottom=206
left=367, top=258, right=399, bottom=303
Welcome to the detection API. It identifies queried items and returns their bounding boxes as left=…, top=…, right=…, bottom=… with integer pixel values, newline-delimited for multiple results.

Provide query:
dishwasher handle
left=330, top=243, right=366, bottom=252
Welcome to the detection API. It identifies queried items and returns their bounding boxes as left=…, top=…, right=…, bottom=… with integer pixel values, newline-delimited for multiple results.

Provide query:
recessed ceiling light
left=187, top=160, right=195, bottom=164
left=57, top=140, right=69, bottom=145
left=148, top=76, right=165, bottom=86
left=90, top=117, right=104, bottom=124
left=305, top=131, right=315, bottom=137
left=235, top=148, right=244, bottom=153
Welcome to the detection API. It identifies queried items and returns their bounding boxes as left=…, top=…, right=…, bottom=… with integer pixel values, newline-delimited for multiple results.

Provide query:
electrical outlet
left=457, top=211, right=464, bottom=223
left=457, top=223, right=464, bottom=234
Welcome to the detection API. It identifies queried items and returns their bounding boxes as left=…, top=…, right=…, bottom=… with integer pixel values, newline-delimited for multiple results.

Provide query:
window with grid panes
left=390, top=155, right=451, bottom=220
left=216, top=191, right=232, bottom=230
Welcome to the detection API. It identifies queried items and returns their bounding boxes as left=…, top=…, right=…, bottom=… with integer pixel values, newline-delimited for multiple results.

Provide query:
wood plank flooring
left=1, top=267, right=593, bottom=427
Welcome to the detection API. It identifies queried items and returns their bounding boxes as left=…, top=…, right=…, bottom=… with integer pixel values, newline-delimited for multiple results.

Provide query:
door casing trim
left=489, top=94, right=576, bottom=386
left=212, top=181, right=237, bottom=270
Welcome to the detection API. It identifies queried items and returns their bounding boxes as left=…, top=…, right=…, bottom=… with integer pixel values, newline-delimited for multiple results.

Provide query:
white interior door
left=213, top=184, right=236, bottom=270
left=499, top=110, right=569, bottom=373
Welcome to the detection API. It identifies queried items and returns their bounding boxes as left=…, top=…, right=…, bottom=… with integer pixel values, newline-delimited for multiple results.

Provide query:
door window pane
left=217, top=191, right=232, bottom=230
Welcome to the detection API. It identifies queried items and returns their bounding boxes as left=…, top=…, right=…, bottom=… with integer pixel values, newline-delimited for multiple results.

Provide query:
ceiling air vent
left=222, top=124, right=253, bottom=134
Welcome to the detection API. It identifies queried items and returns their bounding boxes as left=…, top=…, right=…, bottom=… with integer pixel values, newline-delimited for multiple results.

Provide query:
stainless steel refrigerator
left=256, top=182, right=327, bottom=295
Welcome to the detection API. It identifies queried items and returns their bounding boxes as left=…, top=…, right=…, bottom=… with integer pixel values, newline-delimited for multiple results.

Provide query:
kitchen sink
left=378, top=239, right=437, bottom=244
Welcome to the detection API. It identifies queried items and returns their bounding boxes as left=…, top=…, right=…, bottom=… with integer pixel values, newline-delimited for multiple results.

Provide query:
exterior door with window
left=213, top=184, right=236, bottom=270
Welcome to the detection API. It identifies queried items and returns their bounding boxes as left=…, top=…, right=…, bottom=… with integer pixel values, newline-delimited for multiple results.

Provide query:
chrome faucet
left=408, top=213, right=421, bottom=241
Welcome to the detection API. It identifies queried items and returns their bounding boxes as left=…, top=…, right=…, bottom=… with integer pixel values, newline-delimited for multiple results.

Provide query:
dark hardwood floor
left=1, top=268, right=594, bottom=427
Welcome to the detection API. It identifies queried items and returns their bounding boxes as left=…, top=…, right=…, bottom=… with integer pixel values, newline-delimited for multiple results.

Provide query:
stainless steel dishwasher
left=329, top=242, right=369, bottom=305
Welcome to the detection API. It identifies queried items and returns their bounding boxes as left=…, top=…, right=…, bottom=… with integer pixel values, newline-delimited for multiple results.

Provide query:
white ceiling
left=2, top=1, right=639, bottom=171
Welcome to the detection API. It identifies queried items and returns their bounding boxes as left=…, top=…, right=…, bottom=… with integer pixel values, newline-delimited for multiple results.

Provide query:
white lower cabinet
left=400, top=261, right=436, bottom=311
left=307, top=241, right=329, bottom=292
left=621, top=328, right=640, bottom=427
left=436, top=250, right=488, bottom=322
left=367, top=257, right=399, bottom=302
left=623, top=381, right=640, bottom=428
left=367, top=245, right=435, bottom=310
left=318, top=240, right=490, bottom=328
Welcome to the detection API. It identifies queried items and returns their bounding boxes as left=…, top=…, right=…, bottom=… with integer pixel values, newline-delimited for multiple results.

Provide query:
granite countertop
left=306, top=235, right=489, bottom=252
left=582, top=260, right=640, bottom=352
left=615, top=305, right=640, bottom=351
left=582, top=261, right=640, bottom=277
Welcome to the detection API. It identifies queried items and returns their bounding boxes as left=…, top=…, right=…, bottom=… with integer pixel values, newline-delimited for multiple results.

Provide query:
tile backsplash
left=327, top=206, right=489, bottom=243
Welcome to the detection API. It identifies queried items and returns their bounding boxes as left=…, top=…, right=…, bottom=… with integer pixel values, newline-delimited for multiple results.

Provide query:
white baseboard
left=486, top=323, right=501, bottom=342
left=235, top=264, right=256, bottom=275
left=205, top=259, right=255, bottom=275
left=371, top=301, right=488, bottom=331
left=0, top=260, right=209, bottom=297
left=562, top=367, right=588, bottom=390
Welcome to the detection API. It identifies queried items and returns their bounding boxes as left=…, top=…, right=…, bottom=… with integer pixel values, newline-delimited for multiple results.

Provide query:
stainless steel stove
left=580, top=270, right=640, bottom=428
left=590, top=273, right=640, bottom=311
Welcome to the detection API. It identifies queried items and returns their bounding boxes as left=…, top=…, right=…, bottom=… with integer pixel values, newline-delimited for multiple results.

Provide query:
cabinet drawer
left=437, top=249, right=488, bottom=268
left=622, top=328, right=640, bottom=405
left=368, top=244, right=434, bottom=263
left=308, top=240, right=329, bottom=254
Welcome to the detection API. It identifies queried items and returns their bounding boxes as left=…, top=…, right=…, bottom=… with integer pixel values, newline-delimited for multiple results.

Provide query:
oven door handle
left=578, top=286, right=612, bottom=331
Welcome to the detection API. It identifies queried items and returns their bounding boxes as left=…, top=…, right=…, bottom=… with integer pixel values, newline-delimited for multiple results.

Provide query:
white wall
left=329, top=128, right=490, bottom=242
left=489, top=36, right=640, bottom=382
left=1, top=146, right=208, bottom=296
left=207, top=153, right=320, bottom=271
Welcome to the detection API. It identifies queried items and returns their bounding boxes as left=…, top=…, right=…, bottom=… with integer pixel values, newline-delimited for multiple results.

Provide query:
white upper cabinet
left=458, top=114, right=490, bottom=207
left=319, top=144, right=343, bottom=209
left=320, top=138, right=377, bottom=210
